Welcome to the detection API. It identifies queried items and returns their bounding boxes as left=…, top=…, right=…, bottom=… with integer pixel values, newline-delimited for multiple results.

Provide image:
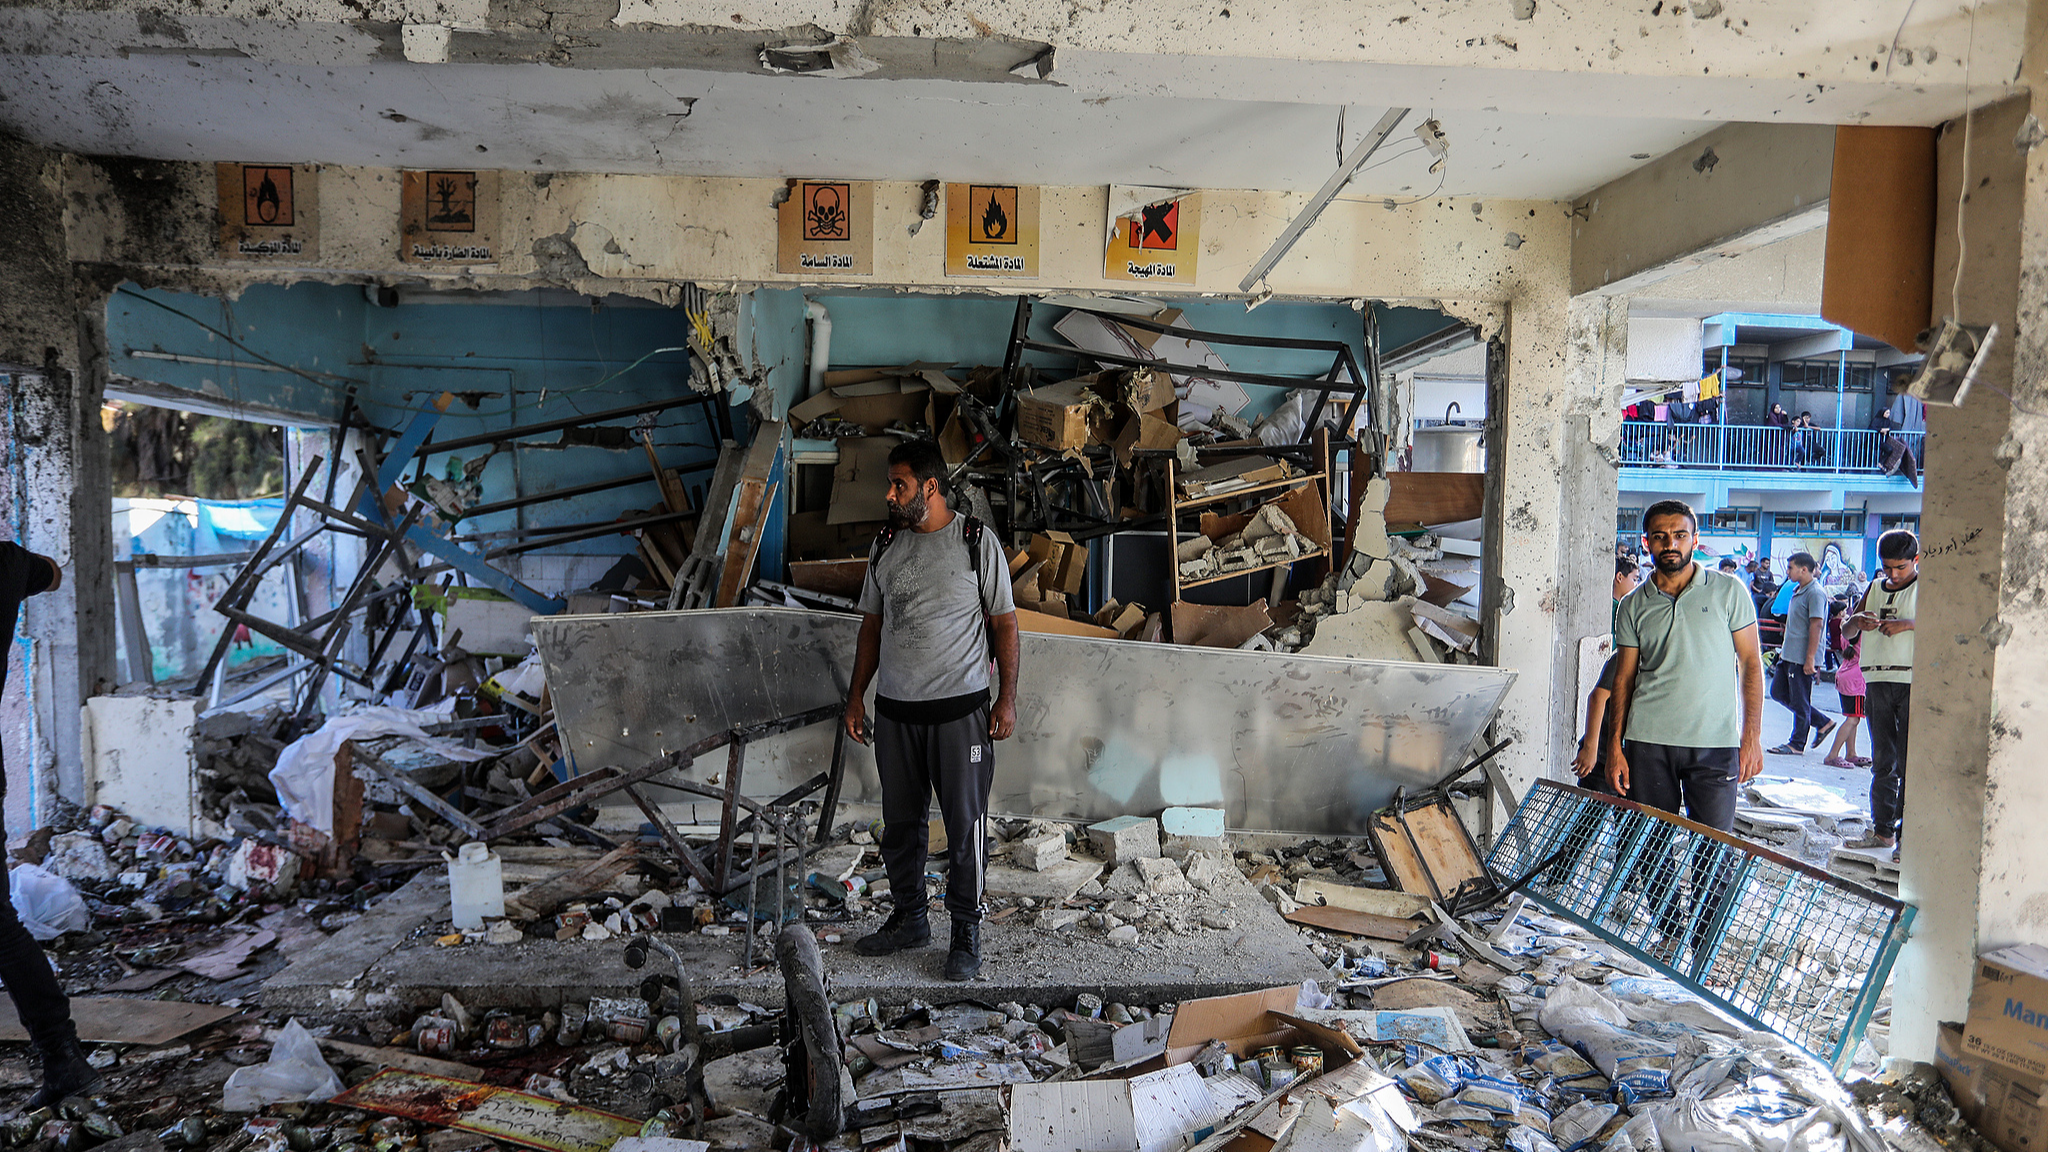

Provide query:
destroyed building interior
left=1, top=2, right=2046, bottom=1152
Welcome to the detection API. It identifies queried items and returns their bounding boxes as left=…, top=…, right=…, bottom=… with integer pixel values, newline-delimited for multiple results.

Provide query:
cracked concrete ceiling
left=0, top=0, right=2018, bottom=202
left=0, top=53, right=1725, bottom=201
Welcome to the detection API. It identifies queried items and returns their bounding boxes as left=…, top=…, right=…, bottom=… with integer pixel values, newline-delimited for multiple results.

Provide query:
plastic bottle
left=445, top=842, right=505, bottom=929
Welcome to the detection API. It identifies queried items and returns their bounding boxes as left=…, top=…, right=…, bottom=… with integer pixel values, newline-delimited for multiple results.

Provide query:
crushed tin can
left=413, top=1017, right=459, bottom=1055
left=556, top=1003, right=588, bottom=1046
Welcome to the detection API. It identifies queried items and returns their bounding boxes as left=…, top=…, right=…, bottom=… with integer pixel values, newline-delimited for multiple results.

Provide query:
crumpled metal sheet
left=531, top=607, right=1515, bottom=836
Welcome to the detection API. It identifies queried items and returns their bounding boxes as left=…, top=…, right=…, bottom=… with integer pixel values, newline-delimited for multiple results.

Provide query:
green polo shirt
left=1614, top=563, right=1757, bottom=748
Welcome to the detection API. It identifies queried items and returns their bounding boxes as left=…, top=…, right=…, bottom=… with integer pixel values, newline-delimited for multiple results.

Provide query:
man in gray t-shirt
left=846, top=440, right=1019, bottom=981
left=1767, top=552, right=1836, bottom=756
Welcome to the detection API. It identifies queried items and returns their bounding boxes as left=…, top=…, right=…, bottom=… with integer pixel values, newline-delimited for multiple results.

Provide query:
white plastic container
left=445, top=841, right=504, bottom=930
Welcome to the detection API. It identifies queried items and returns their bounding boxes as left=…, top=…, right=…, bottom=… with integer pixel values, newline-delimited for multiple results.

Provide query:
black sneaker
left=944, top=918, right=981, bottom=982
left=855, top=904, right=931, bottom=956
left=28, top=1027, right=99, bottom=1111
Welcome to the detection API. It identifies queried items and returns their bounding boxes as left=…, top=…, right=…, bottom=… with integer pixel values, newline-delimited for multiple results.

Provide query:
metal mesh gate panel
left=1488, top=780, right=1914, bottom=1074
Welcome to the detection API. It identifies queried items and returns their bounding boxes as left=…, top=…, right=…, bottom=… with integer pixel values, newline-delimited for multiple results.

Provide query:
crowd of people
left=1581, top=502, right=1918, bottom=966
left=1622, top=394, right=1919, bottom=483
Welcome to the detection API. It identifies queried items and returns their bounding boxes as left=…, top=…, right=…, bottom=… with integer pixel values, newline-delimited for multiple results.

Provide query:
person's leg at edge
left=1861, top=682, right=1907, bottom=847
left=1787, top=667, right=1816, bottom=750
left=933, top=706, right=995, bottom=980
left=0, top=767, right=95, bottom=1105
left=858, top=716, right=935, bottom=955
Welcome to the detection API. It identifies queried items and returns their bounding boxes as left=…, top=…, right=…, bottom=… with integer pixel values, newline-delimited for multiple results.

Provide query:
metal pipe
left=804, top=300, right=832, bottom=398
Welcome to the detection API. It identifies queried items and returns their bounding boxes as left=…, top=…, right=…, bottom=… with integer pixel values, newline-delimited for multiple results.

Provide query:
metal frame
left=1487, top=780, right=1915, bottom=1075
left=478, top=704, right=848, bottom=896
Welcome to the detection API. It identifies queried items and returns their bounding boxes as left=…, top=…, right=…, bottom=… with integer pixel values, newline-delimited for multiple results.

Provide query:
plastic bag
left=1538, top=976, right=1630, bottom=1034
left=223, top=1019, right=344, bottom=1111
left=10, top=863, right=89, bottom=940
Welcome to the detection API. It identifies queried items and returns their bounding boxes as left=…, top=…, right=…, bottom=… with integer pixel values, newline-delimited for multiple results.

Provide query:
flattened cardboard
left=829, top=439, right=894, bottom=526
left=1966, top=945, right=2048, bottom=1078
left=1171, top=600, right=1272, bottom=649
left=1015, top=609, right=1117, bottom=640
left=0, top=996, right=236, bottom=1045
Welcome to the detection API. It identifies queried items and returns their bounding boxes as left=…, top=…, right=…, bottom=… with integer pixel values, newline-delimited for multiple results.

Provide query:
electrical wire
left=113, top=287, right=365, bottom=393
left=1951, top=0, right=1981, bottom=321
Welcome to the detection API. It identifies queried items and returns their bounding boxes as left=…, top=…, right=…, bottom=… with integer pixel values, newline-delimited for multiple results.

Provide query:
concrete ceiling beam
left=0, top=0, right=2022, bottom=126
left=1767, top=329, right=1852, bottom=362
left=1570, top=121, right=1835, bottom=298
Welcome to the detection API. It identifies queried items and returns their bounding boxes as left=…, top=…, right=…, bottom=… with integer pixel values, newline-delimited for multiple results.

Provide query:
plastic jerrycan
left=445, top=841, right=505, bottom=929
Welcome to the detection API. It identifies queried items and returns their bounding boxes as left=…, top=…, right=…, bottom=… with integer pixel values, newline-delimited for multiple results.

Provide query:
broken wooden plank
left=334, top=1069, right=640, bottom=1152
left=501, top=845, right=639, bottom=921
left=1283, top=905, right=1415, bottom=942
left=0, top=997, right=236, bottom=1045
left=309, top=1036, right=486, bottom=1082
left=1291, top=878, right=1431, bottom=920
left=352, top=744, right=488, bottom=840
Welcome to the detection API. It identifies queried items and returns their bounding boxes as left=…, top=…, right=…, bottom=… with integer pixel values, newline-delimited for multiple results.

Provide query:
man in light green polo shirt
left=1606, top=499, right=1766, bottom=966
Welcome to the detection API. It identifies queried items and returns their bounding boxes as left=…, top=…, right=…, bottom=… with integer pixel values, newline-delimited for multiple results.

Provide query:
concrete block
left=985, top=857, right=1102, bottom=902
left=1013, top=831, right=1069, bottom=872
left=1035, top=908, right=1087, bottom=932
left=1160, top=807, right=1226, bottom=839
left=1181, top=852, right=1236, bottom=892
left=1101, top=861, right=1148, bottom=897
left=1085, top=815, right=1161, bottom=864
left=1105, top=924, right=1140, bottom=947
left=1162, top=834, right=1230, bottom=859
left=47, top=832, right=116, bottom=883
left=1133, top=856, right=1193, bottom=897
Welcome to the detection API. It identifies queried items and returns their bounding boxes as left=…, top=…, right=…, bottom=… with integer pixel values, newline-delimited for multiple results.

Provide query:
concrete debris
left=1087, top=815, right=1162, bottom=864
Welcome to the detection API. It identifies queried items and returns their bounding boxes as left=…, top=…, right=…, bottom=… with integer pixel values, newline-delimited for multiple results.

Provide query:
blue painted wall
left=108, top=284, right=750, bottom=577
left=765, top=290, right=1446, bottom=421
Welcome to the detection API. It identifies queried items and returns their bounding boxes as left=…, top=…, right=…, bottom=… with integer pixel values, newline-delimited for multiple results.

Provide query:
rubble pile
left=0, top=793, right=1985, bottom=1152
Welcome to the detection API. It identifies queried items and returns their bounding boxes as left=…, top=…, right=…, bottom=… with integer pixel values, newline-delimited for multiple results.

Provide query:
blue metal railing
left=1617, top=423, right=1923, bottom=475
left=1488, top=780, right=1914, bottom=1075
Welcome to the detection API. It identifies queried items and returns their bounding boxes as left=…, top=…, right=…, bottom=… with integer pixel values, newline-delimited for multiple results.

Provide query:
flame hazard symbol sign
left=969, top=186, right=1019, bottom=245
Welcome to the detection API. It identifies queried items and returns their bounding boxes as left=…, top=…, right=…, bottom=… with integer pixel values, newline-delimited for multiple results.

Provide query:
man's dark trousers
left=0, top=759, right=73, bottom=1051
left=1768, top=662, right=1822, bottom=749
left=874, top=706, right=995, bottom=924
left=1867, top=681, right=1911, bottom=840
left=1624, top=742, right=1740, bottom=957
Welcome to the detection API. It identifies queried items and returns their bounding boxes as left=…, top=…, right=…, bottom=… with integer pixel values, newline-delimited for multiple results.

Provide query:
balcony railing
left=1618, top=422, right=1924, bottom=475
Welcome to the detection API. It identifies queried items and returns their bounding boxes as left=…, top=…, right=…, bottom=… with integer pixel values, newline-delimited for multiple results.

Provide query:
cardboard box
left=1160, top=984, right=1363, bottom=1070
left=1941, top=1021, right=2048, bottom=1152
left=1087, top=366, right=1172, bottom=415
left=1966, top=945, right=2048, bottom=1078
left=1016, top=379, right=1102, bottom=451
left=1026, top=532, right=1087, bottom=596
left=1013, top=608, right=1118, bottom=639
left=828, top=438, right=894, bottom=526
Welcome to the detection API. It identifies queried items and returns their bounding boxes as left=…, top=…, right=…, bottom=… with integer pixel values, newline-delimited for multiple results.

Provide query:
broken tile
left=1134, top=856, right=1193, bottom=897
left=984, top=857, right=1102, bottom=902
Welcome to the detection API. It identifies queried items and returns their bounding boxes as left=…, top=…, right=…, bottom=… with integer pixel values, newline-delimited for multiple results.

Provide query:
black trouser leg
left=1625, top=742, right=1739, bottom=948
left=1867, top=681, right=1911, bottom=839
left=873, top=718, right=933, bottom=918
left=874, top=708, right=995, bottom=924
left=0, top=771, right=73, bottom=1052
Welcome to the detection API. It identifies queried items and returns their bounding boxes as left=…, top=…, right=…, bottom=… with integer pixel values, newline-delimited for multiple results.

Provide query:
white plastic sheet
left=9, top=864, right=88, bottom=940
left=268, top=706, right=494, bottom=834
left=223, top=1019, right=344, bottom=1111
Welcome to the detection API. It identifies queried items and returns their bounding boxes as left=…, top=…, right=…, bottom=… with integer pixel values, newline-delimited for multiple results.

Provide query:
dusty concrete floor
left=263, top=854, right=1332, bottom=1016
